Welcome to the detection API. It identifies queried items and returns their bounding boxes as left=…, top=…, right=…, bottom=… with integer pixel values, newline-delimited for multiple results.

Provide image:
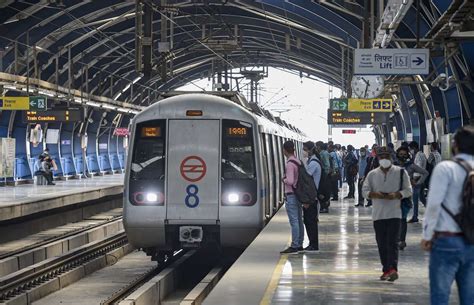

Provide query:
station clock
left=351, top=75, right=385, bottom=99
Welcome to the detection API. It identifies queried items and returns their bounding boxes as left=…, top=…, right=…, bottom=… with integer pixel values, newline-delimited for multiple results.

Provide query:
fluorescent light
left=101, top=104, right=116, bottom=110
left=117, top=107, right=129, bottom=113
left=86, top=101, right=100, bottom=107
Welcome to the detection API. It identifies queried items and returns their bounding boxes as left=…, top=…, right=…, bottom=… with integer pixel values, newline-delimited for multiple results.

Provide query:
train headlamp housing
left=132, top=191, right=164, bottom=206
left=227, top=193, right=240, bottom=204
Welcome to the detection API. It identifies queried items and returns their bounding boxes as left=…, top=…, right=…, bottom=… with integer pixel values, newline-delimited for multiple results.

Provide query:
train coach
left=123, top=92, right=307, bottom=261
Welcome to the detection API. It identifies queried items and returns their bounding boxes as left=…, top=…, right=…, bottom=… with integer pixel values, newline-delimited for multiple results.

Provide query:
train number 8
left=185, top=184, right=200, bottom=208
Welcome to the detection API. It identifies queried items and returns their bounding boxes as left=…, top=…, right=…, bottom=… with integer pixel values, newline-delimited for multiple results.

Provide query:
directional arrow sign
left=354, top=48, right=429, bottom=75
left=29, top=96, right=47, bottom=111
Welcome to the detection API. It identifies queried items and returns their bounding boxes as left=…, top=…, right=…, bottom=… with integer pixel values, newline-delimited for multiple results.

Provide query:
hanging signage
left=348, top=98, right=393, bottom=112
left=0, top=96, right=47, bottom=110
left=330, top=98, right=393, bottom=112
left=113, top=127, right=129, bottom=136
left=342, top=129, right=356, bottom=134
left=354, top=48, right=430, bottom=75
left=23, top=109, right=83, bottom=123
left=328, top=109, right=389, bottom=125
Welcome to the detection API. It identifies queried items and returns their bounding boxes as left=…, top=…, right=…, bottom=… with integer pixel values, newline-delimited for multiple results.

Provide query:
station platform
left=204, top=199, right=440, bottom=305
left=0, top=174, right=124, bottom=223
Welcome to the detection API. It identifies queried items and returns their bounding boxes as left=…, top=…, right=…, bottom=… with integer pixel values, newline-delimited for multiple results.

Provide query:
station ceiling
left=0, top=0, right=473, bottom=143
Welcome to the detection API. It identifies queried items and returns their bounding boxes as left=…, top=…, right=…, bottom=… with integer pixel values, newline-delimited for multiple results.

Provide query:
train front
left=123, top=94, right=263, bottom=260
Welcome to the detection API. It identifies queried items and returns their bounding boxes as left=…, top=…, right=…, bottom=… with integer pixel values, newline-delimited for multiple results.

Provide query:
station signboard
left=23, top=109, right=83, bottom=123
left=330, top=98, right=393, bottom=112
left=354, top=48, right=430, bottom=75
left=328, top=109, right=389, bottom=125
left=0, top=96, right=47, bottom=110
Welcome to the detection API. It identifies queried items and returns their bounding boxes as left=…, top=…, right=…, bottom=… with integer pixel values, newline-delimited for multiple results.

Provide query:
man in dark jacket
left=343, top=145, right=358, bottom=199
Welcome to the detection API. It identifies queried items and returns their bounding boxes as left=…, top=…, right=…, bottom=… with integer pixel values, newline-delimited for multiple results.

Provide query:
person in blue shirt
left=356, top=147, right=368, bottom=207
left=302, top=141, right=321, bottom=252
left=329, top=144, right=342, bottom=200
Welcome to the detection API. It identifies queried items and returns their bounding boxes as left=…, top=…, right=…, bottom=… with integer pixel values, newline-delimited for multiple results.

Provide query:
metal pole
left=340, top=46, right=345, bottom=96
left=416, top=0, right=420, bottom=48
left=26, top=31, right=30, bottom=94
left=68, top=46, right=72, bottom=99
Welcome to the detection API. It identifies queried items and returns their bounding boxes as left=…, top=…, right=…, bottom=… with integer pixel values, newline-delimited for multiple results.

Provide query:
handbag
left=399, top=169, right=413, bottom=218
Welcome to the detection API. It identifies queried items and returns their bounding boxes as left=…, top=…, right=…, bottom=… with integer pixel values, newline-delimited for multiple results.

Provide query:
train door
left=261, top=133, right=270, bottom=218
left=166, top=120, right=220, bottom=221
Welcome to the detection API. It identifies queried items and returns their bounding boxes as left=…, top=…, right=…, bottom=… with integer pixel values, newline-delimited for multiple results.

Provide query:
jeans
left=303, top=202, right=319, bottom=249
left=357, top=178, right=364, bottom=204
left=430, top=236, right=474, bottom=305
left=346, top=174, right=356, bottom=197
left=374, top=218, right=401, bottom=272
left=412, top=186, right=421, bottom=220
left=331, top=174, right=339, bottom=199
left=285, top=195, right=304, bottom=248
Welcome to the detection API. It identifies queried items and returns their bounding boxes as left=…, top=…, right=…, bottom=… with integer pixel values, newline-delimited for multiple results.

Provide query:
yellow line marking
left=259, top=255, right=287, bottom=305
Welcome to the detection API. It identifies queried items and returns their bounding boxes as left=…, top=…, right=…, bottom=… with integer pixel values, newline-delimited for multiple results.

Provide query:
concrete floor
left=0, top=174, right=124, bottom=206
left=269, top=199, right=458, bottom=305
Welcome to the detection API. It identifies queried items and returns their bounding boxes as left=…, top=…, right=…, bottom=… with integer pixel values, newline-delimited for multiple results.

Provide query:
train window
left=130, top=120, right=166, bottom=180
left=221, top=120, right=255, bottom=180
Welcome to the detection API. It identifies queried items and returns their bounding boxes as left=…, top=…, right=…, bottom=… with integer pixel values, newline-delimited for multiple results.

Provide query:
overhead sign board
left=0, top=96, right=47, bottom=110
left=328, top=109, right=389, bottom=125
left=354, top=48, right=430, bottom=75
left=330, top=98, right=392, bottom=112
left=113, top=127, right=129, bottom=136
left=23, top=109, right=83, bottom=123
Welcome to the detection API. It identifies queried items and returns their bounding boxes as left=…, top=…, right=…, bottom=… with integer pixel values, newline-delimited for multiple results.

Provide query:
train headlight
left=146, top=192, right=158, bottom=203
left=227, top=193, right=239, bottom=204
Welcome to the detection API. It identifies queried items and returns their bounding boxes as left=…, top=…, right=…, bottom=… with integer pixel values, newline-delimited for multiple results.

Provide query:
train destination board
left=23, top=110, right=83, bottom=123
left=330, top=98, right=392, bottom=112
left=328, top=109, right=389, bottom=125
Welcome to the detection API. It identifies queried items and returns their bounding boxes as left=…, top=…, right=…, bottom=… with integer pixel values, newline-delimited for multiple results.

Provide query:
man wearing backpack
left=421, top=125, right=474, bottom=305
left=280, top=141, right=304, bottom=254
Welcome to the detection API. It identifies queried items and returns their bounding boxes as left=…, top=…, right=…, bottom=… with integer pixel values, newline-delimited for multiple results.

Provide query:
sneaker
left=320, top=208, right=329, bottom=213
left=297, top=246, right=303, bottom=252
left=365, top=202, right=372, bottom=207
left=408, top=218, right=419, bottom=223
left=280, top=247, right=299, bottom=254
left=343, top=195, right=355, bottom=199
left=387, top=269, right=399, bottom=282
left=399, top=241, right=407, bottom=250
left=354, top=203, right=363, bottom=207
left=48, top=182, right=56, bottom=185
left=380, top=271, right=390, bottom=281
left=303, top=245, right=319, bottom=252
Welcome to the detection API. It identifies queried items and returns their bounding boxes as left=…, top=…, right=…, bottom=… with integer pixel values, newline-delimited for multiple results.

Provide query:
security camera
left=431, top=73, right=447, bottom=87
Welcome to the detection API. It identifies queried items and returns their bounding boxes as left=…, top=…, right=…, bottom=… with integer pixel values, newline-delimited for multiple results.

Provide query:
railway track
left=0, top=214, right=123, bottom=261
left=0, top=231, right=129, bottom=304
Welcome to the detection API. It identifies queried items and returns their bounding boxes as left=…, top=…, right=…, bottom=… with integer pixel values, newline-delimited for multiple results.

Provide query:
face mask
left=398, top=155, right=408, bottom=162
left=410, top=149, right=415, bottom=155
left=379, top=159, right=392, bottom=169
left=361, top=152, right=366, bottom=157
left=303, top=151, right=309, bottom=158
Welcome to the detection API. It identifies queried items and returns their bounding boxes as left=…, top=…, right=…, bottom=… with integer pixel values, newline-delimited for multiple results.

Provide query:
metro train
left=123, top=91, right=307, bottom=261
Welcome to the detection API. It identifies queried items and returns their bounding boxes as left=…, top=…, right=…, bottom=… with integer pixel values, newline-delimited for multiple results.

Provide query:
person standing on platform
left=302, top=141, right=321, bottom=252
left=316, top=141, right=331, bottom=213
left=344, top=145, right=358, bottom=199
left=356, top=147, right=368, bottom=207
left=363, top=147, right=412, bottom=282
left=388, top=143, right=398, bottom=163
left=280, top=141, right=304, bottom=254
left=395, top=146, right=428, bottom=250
left=364, top=144, right=380, bottom=207
left=421, top=125, right=474, bottom=305
left=329, top=144, right=342, bottom=201
left=408, top=141, right=428, bottom=223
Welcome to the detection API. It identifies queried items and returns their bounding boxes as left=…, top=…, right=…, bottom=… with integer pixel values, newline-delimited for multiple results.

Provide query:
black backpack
left=311, top=158, right=331, bottom=203
left=442, top=158, right=474, bottom=244
left=288, top=160, right=318, bottom=204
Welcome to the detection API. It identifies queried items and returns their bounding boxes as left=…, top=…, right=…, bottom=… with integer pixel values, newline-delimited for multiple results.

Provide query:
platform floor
left=205, top=195, right=459, bottom=305
left=0, top=174, right=124, bottom=206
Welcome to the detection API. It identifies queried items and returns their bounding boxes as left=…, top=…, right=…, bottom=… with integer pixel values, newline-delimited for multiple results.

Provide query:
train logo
left=180, top=156, right=207, bottom=182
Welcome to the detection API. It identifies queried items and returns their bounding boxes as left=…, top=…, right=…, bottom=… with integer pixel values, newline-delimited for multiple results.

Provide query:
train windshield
left=222, top=120, right=255, bottom=180
left=130, top=120, right=166, bottom=180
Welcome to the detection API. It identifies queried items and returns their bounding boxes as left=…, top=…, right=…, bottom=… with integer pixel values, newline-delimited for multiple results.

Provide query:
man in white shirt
left=408, top=141, right=428, bottom=223
left=421, top=125, right=474, bottom=305
left=363, top=147, right=412, bottom=282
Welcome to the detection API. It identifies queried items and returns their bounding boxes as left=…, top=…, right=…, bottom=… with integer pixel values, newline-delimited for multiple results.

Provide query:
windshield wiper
left=132, top=155, right=165, bottom=173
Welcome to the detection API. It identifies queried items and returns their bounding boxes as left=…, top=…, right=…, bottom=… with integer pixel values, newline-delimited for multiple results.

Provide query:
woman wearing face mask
left=362, top=147, right=413, bottom=282
left=396, top=147, right=429, bottom=250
